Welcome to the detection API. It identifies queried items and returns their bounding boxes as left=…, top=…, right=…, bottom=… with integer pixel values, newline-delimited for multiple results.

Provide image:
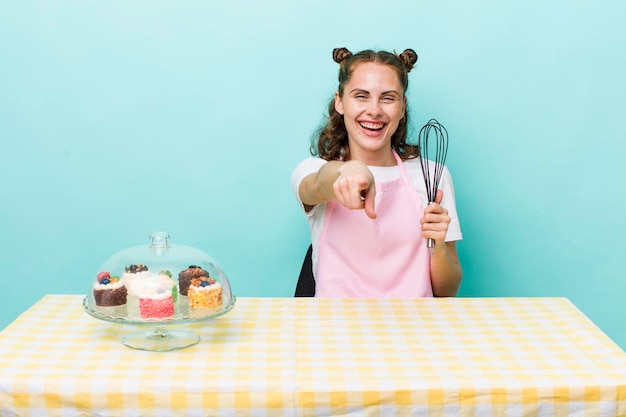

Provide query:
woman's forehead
left=347, top=62, right=404, bottom=90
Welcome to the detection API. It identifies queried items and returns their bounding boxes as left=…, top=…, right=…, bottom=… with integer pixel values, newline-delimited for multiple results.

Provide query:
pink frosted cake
left=188, top=276, right=223, bottom=310
left=134, top=271, right=176, bottom=319
left=93, top=272, right=127, bottom=307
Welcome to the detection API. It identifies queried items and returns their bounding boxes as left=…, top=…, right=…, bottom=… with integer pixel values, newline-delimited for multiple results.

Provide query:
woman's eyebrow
left=348, top=88, right=401, bottom=95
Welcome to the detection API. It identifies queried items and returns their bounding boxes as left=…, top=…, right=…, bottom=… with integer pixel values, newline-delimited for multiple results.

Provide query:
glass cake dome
left=83, top=232, right=236, bottom=351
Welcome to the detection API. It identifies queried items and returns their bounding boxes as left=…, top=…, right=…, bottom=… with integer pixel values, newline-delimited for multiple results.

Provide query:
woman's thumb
left=435, top=189, right=444, bottom=204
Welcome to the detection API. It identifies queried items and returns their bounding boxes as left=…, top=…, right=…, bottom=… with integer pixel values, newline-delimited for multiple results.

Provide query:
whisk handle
left=426, top=201, right=436, bottom=254
left=426, top=238, right=436, bottom=256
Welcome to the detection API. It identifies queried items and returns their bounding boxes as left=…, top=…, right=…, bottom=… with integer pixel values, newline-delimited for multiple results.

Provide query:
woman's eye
left=382, top=96, right=396, bottom=101
left=355, top=94, right=367, bottom=99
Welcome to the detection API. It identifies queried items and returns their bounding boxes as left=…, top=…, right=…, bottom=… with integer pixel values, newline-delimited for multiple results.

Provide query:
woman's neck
left=349, top=148, right=397, bottom=167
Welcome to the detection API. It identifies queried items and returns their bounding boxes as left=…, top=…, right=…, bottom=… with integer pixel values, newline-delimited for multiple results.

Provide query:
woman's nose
left=366, top=100, right=383, bottom=117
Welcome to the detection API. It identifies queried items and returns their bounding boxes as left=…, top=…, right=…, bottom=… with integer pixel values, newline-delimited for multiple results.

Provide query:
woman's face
left=335, top=62, right=406, bottom=165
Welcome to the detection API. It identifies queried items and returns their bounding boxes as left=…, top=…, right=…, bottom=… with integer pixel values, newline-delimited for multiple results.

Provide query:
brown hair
left=311, top=47, right=420, bottom=161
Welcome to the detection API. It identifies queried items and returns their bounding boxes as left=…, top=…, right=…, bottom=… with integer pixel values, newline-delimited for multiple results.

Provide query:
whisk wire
left=418, top=119, right=448, bottom=203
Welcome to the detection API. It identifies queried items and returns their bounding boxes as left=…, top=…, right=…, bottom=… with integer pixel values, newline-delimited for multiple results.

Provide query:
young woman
left=291, top=47, right=462, bottom=298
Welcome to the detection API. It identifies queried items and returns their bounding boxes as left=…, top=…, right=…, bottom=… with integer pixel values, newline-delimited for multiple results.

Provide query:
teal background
left=1, top=1, right=624, bottom=349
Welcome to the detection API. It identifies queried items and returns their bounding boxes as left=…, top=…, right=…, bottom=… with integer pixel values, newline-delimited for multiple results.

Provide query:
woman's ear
left=402, top=96, right=407, bottom=118
left=334, top=91, right=344, bottom=115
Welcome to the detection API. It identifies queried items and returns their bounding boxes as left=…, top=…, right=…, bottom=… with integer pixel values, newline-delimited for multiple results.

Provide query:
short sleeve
left=290, top=157, right=327, bottom=211
left=439, top=167, right=463, bottom=242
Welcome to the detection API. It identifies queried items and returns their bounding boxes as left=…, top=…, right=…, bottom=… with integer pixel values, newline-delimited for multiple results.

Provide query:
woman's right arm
left=298, top=160, right=377, bottom=219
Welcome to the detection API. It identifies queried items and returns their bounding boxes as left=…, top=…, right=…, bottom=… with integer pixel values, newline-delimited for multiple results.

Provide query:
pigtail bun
left=398, top=49, right=418, bottom=72
left=333, top=47, right=353, bottom=64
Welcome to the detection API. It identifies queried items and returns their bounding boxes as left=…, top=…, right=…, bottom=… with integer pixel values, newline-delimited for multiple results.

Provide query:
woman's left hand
left=420, top=189, right=451, bottom=246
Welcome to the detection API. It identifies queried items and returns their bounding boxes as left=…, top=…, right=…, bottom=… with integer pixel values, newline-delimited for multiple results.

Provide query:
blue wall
left=1, top=1, right=624, bottom=350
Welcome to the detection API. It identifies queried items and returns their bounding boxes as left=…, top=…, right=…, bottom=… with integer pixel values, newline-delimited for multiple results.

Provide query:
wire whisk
left=418, top=119, right=449, bottom=254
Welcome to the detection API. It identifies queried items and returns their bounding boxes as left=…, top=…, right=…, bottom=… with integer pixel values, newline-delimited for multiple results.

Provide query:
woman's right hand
left=299, top=160, right=377, bottom=219
left=332, top=161, right=377, bottom=219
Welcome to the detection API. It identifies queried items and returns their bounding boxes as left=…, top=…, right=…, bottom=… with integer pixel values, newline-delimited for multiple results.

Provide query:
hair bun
left=399, top=49, right=418, bottom=72
left=333, top=47, right=353, bottom=64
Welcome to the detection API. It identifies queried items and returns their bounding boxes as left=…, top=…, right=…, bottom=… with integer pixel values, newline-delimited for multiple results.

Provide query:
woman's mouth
left=359, top=121, right=386, bottom=133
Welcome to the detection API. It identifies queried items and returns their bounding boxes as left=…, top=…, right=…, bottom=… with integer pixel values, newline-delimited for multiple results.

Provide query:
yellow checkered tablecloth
left=0, top=295, right=624, bottom=416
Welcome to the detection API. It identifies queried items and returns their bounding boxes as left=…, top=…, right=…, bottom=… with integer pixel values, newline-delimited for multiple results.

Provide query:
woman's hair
left=311, top=47, right=420, bottom=161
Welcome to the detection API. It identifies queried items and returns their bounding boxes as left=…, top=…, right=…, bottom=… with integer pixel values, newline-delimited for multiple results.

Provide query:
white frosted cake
left=122, top=264, right=152, bottom=296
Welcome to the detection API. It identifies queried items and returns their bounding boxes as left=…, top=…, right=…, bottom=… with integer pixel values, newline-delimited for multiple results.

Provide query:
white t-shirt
left=290, top=157, right=463, bottom=272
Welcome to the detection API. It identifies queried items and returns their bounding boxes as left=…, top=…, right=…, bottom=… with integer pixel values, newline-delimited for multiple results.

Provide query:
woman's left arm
left=420, top=189, right=463, bottom=296
left=430, top=241, right=462, bottom=296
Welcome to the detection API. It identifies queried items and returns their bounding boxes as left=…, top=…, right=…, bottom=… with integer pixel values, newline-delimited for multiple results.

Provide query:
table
left=0, top=295, right=625, bottom=416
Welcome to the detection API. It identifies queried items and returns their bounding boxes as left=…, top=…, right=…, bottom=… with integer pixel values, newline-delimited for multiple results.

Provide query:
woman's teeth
left=360, top=122, right=384, bottom=131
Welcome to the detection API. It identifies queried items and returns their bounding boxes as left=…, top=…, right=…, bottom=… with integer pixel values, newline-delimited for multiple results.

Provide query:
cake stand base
left=122, top=326, right=200, bottom=351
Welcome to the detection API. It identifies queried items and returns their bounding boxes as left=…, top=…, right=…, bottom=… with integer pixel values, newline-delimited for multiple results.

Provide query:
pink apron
left=315, top=151, right=433, bottom=298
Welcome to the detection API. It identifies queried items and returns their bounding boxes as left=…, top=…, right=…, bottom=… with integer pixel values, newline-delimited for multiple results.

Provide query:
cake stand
left=83, top=232, right=237, bottom=351
left=83, top=295, right=236, bottom=351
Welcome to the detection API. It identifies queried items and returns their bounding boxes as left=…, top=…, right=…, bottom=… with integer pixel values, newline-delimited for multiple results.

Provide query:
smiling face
left=334, top=62, right=406, bottom=166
